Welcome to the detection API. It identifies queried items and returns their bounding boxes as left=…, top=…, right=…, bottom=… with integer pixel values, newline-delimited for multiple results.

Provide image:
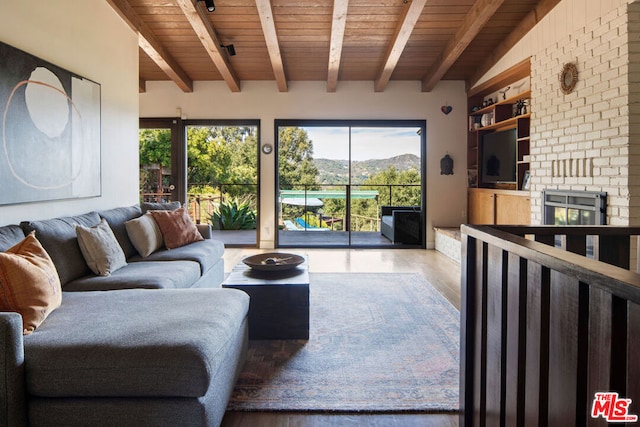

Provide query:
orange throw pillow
left=149, top=208, right=204, bottom=249
left=0, top=232, right=62, bottom=335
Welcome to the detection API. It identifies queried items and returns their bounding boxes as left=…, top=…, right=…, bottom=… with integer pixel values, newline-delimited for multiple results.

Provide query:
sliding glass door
left=276, top=120, right=425, bottom=248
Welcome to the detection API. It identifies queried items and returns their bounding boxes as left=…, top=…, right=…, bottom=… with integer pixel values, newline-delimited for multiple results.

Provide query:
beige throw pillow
left=125, top=212, right=164, bottom=257
left=149, top=208, right=204, bottom=249
left=76, top=219, right=127, bottom=276
left=0, top=232, right=62, bottom=335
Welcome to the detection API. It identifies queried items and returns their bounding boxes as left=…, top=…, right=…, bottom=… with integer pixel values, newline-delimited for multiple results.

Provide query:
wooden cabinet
left=468, top=189, right=495, bottom=224
left=466, top=58, right=532, bottom=225
left=468, top=188, right=530, bottom=225
left=495, top=192, right=531, bottom=224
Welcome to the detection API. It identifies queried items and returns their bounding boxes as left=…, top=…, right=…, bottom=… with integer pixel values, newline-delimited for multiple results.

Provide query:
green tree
left=228, top=126, right=258, bottom=184
left=320, top=166, right=421, bottom=231
left=186, top=126, right=233, bottom=185
left=139, top=129, right=171, bottom=166
left=361, top=166, right=421, bottom=207
left=138, top=129, right=172, bottom=195
left=277, top=127, right=319, bottom=189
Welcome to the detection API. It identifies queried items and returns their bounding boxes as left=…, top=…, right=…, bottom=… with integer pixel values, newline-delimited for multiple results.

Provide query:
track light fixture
left=199, top=0, right=215, bottom=12
left=221, top=44, right=236, bottom=56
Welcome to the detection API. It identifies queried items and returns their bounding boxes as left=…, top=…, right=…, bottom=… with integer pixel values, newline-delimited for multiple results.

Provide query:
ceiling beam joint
left=107, top=0, right=194, bottom=93
left=421, top=0, right=505, bottom=92
left=176, top=0, right=241, bottom=92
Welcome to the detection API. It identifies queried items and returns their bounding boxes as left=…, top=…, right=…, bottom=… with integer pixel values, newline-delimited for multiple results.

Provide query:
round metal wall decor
left=560, top=63, right=578, bottom=94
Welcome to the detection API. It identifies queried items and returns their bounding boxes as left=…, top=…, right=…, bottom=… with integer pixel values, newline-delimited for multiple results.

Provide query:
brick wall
left=529, top=2, right=640, bottom=225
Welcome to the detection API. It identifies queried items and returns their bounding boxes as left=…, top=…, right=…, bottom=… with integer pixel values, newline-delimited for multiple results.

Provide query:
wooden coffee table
left=222, top=255, right=309, bottom=340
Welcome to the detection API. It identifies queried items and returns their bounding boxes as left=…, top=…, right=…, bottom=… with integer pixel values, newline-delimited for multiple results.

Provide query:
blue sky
left=303, top=126, right=421, bottom=162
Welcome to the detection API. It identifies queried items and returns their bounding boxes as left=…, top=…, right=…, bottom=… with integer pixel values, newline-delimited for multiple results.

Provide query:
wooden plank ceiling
left=107, top=0, right=559, bottom=93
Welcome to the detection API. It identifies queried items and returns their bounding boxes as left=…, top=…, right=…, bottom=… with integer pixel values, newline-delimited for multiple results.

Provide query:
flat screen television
left=481, top=128, right=517, bottom=184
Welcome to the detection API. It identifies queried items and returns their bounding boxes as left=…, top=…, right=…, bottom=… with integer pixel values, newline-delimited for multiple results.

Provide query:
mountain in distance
left=314, top=153, right=420, bottom=184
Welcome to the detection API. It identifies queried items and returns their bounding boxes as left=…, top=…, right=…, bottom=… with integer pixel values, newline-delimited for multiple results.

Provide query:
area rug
left=226, top=273, right=460, bottom=413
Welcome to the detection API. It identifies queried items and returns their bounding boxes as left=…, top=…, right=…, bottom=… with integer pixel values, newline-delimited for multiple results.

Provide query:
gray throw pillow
left=125, top=212, right=164, bottom=257
left=76, top=219, right=127, bottom=276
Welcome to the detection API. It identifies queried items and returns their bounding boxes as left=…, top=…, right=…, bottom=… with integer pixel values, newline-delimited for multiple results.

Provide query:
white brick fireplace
left=528, top=2, right=640, bottom=226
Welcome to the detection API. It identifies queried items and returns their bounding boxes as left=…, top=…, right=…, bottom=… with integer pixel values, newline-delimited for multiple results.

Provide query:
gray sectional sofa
left=0, top=203, right=249, bottom=426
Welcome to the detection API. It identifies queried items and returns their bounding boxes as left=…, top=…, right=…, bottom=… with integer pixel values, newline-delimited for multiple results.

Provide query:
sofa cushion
left=141, top=201, right=181, bottom=213
left=125, top=212, right=164, bottom=257
left=76, top=219, right=128, bottom=277
left=21, top=212, right=101, bottom=286
left=0, top=233, right=62, bottom=335
left=0, top=225, right=25, bottom=252
left=149, top=208, right=204, bottom=249
left=97, top=205, right=142, bottom=259
left=63, top=260, right=201, bottom=291
left=23, top=288, right=250, bottom=398
left=129, top=239, right=224, bottom=275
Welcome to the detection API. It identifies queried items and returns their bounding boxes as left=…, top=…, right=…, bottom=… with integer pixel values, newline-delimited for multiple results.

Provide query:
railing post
left=195, top=195, right=201, bottom=224
left=460, top=231, right=476, bottom=427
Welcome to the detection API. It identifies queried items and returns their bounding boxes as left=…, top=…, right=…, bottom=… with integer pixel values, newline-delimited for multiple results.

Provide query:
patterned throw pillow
left=125, top=212, right=164, bottom=257
left=76, top=218, right=127, bottom=276
left=149, top=208, right=204, bottom=249
left=0, top=232, right=62, bottom=335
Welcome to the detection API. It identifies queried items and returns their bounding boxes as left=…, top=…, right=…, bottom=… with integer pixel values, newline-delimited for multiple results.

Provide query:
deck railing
left=461, top=225, right=640, bottom=426
left=278, top=183, right=420, bottom=232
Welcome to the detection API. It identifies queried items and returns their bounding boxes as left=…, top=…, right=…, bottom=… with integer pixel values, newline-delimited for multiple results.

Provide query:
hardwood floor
left=220, top=248, right=461, bottom=427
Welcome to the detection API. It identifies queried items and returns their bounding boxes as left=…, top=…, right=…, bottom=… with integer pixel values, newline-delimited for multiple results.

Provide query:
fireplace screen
left=542, top=190, right=607, bottom=225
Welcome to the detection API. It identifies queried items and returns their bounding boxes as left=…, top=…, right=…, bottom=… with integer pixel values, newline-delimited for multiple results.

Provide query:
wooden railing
left=460, top=225, right=640, bottom=426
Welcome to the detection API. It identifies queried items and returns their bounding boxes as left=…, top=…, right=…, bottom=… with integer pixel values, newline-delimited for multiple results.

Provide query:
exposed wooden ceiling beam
left=327, top=0, right=349, bottom=93
left=468, top=0, right=561, bottom=90
left=421, top=0, right=505, bottom=92
left=255, top=0, right=288, bottom=92
left=107, top=0, right=193, bottom=93
left=374, top=0, right=427, bottom=93
left=175, top=0, right=241, bottom=92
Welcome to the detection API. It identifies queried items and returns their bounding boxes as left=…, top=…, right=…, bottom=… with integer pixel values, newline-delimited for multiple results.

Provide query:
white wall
left=0, top=1, right=140, bottom=225
left=140, top=79, right=468, bottom=248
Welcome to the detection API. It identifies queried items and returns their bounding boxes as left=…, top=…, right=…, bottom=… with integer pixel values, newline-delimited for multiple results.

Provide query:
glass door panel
left=276, top=121, right=425, bottom=248
left=350, top=127, right=422, bottom=246
left=139, top=118, right=181, bottom=203
left=185, top=122, right=259, bottom=247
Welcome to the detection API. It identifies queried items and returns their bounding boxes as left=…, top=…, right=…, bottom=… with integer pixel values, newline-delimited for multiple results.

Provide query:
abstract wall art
left=0, top=41, right=101, bottom=205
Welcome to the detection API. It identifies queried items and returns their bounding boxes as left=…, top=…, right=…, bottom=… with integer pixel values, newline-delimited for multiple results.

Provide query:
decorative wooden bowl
left=242, top=253, right=305, bottom=271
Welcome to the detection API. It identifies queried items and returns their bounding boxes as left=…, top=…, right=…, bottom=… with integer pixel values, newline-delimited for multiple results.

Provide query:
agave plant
left=209, top=198, right=257, bottom=230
